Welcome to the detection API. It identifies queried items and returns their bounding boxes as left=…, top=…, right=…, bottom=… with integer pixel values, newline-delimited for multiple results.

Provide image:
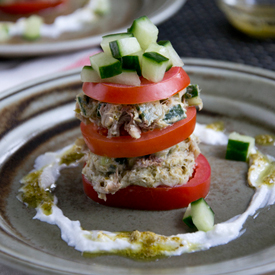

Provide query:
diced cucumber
left=185, top=84, right=203, bottom=110
left=90, top=52, right=122, bottom=79
left=101, top=69, right=141, bottom=86
left=128, top=16, right=158, bottom=50
left=164, top=104, right=186, bottom=123
left=109, top=37, right=142, bottom=59
left=121, top=51, right=142, bottom=75
left=225, top=132, right=255, bottom=162
left=77, top=95, right=90, bottom=116
left=81, top=66, right=101, bottom=82
left=93, top=0, right=111, bottom=15
left=158, top=40, right=184, bottom=67
left=23, top=15, right=43, bottom=40
left=101, top=32, right=133, bottom=55
left=0, top=23, right=10, bottom=42
left=191, top=198, right=215, bottom=232
left=186, top=96, right=203, bottom=110
left=185, top=84, right=200, bottom=99
left=145, top=42, right=172, bottom=70
left=182, top=204, right=195, bottom=228
left=141, top=52, right=169, bottom=82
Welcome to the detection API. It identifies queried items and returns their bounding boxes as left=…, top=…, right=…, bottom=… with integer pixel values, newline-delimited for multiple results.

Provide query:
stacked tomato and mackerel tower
left=75, top=16, right=211, bottom=210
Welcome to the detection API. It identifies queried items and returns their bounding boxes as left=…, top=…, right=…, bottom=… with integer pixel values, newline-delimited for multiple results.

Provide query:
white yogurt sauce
left=8, top=0, right=110, bottom=39
left=19, top=124, right=275, bottom=257
left=194, top=123, right=228, bottom=145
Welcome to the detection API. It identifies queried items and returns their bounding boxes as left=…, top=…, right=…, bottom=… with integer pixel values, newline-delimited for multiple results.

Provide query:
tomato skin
left=82, top=67, right=190, bottom=104
left=82, top=154, right=211, bottom=211
left=80, top=107, right=196, bottom=158
left=0, top=0, right=66, bottom=14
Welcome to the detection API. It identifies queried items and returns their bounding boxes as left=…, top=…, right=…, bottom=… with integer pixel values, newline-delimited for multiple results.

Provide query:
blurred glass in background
left=217, top=0, right=275, bottom=38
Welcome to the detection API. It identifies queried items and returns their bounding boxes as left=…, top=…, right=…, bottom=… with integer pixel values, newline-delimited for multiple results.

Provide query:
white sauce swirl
left=19, top=123, right=275, bottom=257
left=7, top=0, right=110, bottom=39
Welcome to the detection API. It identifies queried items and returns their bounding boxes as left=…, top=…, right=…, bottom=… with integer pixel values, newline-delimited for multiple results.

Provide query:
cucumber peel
left=226, top=132, right=255, bottom=162
left=183, top=198, right=215, bottom=232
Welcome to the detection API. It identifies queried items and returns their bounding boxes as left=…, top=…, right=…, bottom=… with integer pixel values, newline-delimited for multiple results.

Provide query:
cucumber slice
left=225, top=132, right=255, bottom=162
left=77, top=94, right=90, bottom=116
left=185, top=84, right=200, bottom=99
left=164, top=104, right=186, bottom=123
left=90, top=52, right=122, bottom=79
left=102, top=69, right=141, bottom=86
left=121, top=50, right=142, bottom=75
left=182, top=204, right=195, bottom=228
left=80, top=66, right=101, bottom=82
left=128, top=16, right=158, bottom=50
left=145, top=42, right=172, bottom=70
left=191, top=198, right=215, bottom=232
left=23, top=15, right=43, bottom=40
left=101, top=32, right=133, bottom=55
left=109, top=37, right=142, bottom=59
left=185, top=84, right=203, bottom=110
left=141, top=52, right=169, bottom=82
left=158, top=40, right=184, bottom=67
left=186, top=96, right=203, bottom=110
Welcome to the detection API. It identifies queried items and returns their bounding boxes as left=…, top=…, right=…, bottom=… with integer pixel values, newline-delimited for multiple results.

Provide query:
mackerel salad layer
left=75, top=84, right=203, bottom=200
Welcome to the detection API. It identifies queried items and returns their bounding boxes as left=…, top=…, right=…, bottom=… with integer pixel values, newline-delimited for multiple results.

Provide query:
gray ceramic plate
left=0, top=0, right=186, bottom=57
left=0, top=59, right=275, bottom=275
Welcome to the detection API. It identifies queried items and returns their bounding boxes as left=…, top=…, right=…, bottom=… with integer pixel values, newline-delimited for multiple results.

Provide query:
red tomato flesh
left=0, top=0, right=66, bottom=14
left=80, top=107, right=196, bottom=158
left=82, top=154, right=211, bottom=211
left=82, top=67, right=190, bottom=104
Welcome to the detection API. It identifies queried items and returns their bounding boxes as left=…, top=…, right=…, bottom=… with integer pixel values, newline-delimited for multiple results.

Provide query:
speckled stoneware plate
left=0, top=59, right=275, bottom=275
left=0, top=0, right=186, bottom=57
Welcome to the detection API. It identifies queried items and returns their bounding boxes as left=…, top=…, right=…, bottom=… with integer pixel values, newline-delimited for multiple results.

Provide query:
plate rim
left=0, top=58, right=275, bottom=275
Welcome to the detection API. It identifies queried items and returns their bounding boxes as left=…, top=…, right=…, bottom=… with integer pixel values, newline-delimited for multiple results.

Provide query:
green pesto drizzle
left=261, top=164, right=275, bottom=186
left=59, top=144, right=85, bottom=165
left=20, top=170, right=54, bottom=215
left=19, top=139, right=87, bottom=216
left=83, top=230, right=189, bottom=260
left=255, top=134, right=275, bottom=146
left=206, top=121, right=225, bottom=132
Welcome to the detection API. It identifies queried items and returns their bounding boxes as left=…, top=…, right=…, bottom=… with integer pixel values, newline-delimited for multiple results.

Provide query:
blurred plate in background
left=0, top=0, right=186, bottom=57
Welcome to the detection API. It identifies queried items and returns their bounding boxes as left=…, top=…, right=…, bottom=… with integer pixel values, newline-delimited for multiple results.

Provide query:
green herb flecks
left=20, top=169, right=54, bottom=215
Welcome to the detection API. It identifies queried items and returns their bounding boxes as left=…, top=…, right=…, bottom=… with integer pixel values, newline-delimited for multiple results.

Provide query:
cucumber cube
left=128, top=16, right=158, bottom=50
left=80, top=66, right=101, bottom=82
left=183, top=204, right=196, bottom=228
left=101, top=69, right=141, bottom=86
left=93, top=0, right=111, bottom=15
left=191, top=198, right=215, bottom=232
left=164, top=104, right=186, bottom=123
left=101, top=32, right=133, bottom=55
left=185, top=84, right=200, bottom=99
left=141, top=52, right=169, bottom=82
left=145, top=42, right=172, bottom=70
left=109, top=37, right=142, bottom=59
left=226, top=132, right=255, bottom=162
left=90, top=52, right=122, bottom=79
left=23, top=15, right=43, bottom=40
left=158, top=40, right=184, bottom=67
left=121, top=51, right=142, bottom=75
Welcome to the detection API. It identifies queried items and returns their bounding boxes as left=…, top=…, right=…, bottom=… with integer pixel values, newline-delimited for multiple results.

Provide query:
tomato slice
left=0, top=0, right=66, bottom=14
left=82, top=67, right=190, bottom=104
left=82, top=154, right=211, bottom=211
left=80, top=107, right=196, bottom=158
